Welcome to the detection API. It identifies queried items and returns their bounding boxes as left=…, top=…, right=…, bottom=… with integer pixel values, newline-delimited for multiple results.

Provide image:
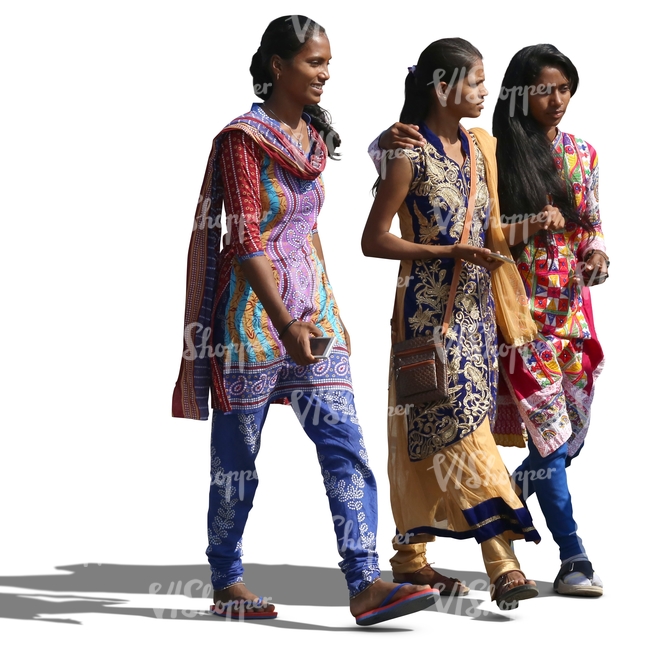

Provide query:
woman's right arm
left=361, top=153, right=503, bottom=271
left=362, top=152, right=451, bottom=259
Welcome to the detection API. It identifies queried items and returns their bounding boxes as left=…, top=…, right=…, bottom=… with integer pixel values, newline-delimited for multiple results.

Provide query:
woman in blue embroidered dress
left=173, top=15, right=435, bottom=624
left=363, top=38, right=539, bottom=610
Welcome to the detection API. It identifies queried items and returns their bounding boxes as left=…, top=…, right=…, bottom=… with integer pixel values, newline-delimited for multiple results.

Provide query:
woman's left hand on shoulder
left=378, top=122, right=426, bottom=151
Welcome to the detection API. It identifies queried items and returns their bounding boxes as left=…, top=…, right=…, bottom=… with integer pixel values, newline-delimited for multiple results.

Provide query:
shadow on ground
left=0, top=564, right=553, bottom=626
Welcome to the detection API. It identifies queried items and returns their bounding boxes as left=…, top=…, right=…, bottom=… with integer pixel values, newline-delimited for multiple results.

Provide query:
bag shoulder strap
left=441, top=126, right=477, bottom=336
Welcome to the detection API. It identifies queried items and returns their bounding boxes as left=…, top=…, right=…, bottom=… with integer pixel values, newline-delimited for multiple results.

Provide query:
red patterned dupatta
left=172, top=108, right=328, bottom=420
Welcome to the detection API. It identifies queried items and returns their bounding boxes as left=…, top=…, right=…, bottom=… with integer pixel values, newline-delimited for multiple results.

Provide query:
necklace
left=263, top=104, right=307, bottom=145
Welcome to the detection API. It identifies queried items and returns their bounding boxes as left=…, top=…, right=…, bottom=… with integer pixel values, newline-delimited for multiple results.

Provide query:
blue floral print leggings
left=206, top=390, right=381, bottom=598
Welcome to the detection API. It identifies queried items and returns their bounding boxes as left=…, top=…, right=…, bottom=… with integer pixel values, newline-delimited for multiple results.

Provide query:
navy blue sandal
left=355, top=583, right=438, bottom=626
left=554, top=560, right=603, bottom=597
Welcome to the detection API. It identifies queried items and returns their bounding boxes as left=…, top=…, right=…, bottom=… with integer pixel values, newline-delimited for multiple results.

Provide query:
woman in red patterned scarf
left=172, top=15, right=436, bottom=624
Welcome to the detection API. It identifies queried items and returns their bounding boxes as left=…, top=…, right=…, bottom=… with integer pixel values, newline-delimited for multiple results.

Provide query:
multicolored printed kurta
left=213, top=115, right=349, bottom=411
left=173, top=104, right=350, bottom=417
left=494, top=131, right=606, bottom=457
left=393, top=124, right=498, bottom=460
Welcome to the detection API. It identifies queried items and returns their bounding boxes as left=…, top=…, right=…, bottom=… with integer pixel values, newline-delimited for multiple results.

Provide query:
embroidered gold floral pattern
left=400, top=135, right=498, bottom=460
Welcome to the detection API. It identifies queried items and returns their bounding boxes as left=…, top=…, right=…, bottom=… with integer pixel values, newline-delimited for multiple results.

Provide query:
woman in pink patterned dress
left=492, top=44, right=607, bottom=597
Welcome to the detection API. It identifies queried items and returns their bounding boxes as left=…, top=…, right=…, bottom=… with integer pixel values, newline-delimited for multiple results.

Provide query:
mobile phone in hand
left=486, top=251, right=517, bottom=265
left=310, top=337, right=334, bottom=359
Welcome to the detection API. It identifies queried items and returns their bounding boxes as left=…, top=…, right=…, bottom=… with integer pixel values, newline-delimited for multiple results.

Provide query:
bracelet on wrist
left=278, top=318, right=298, bottom=340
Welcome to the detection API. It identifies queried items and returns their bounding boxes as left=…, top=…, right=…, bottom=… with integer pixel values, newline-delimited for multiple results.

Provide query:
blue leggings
left=512, top=437, right=586, bottom=562
left=206, top=390, right=381, bottom=598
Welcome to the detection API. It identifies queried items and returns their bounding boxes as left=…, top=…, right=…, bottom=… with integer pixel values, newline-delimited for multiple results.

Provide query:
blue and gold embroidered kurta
left=394, top=124, right=498, bottom=461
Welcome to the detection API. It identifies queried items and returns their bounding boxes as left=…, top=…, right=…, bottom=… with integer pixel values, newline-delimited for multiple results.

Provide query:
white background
left=1, top=1, right=642, bottom=647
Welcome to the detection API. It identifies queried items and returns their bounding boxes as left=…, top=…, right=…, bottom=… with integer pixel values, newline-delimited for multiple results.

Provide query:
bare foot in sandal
left=350, top=579, right=435, bottom=618
left=212, top=583, right=276, bottom=618
left=393, top=564, right=470, bottom=596
left=491, top=570, right=538, bottom=610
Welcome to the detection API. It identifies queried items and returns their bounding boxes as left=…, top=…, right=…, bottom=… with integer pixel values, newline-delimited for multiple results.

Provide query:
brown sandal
left=393, top=564, right=469, bottom=597
left=491, top=571, right=538, bottom=610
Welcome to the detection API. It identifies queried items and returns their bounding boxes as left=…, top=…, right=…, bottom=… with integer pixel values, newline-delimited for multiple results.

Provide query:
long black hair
left=492, top=44, right=594, bottom=251
left=400, top=37, right=483, bottom=124
left=250, top=15, right=341, bottom=158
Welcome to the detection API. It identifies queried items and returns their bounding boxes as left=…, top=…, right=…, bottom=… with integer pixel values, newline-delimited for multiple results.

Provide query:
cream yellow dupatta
left=469, top=128, right=537, bottom=347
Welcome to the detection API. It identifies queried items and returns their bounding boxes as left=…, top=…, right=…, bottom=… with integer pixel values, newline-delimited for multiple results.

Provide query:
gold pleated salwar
left=388, top=381, right=531, bottom=582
